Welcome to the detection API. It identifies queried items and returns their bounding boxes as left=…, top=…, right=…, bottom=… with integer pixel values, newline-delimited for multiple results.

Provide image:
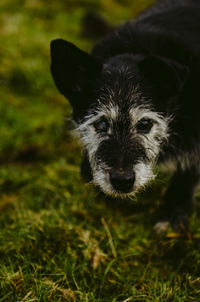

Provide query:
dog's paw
left=154, top=209, right=189, bottom=234
left=153, top=221, right=170, bottom=234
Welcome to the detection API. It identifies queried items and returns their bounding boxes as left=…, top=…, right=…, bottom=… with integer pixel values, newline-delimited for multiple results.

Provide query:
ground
left=1, top=0, right=200, bottom=301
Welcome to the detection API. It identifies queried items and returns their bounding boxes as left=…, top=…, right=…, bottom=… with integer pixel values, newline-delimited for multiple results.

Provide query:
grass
left=1, top=0, right=200, bottom=301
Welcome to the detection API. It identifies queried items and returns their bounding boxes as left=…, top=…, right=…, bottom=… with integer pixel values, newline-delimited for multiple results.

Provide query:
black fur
left=50, top=0, right=200, bottom=231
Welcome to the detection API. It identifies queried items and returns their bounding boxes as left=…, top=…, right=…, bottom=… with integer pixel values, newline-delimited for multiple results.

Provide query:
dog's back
left=136, top=0, right=200, bottom=22
left=92, top=0, right=200, bottom=64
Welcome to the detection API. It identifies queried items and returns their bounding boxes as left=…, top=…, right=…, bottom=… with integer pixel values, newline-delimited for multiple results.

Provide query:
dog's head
left=50, top=39, right=188, bottom=197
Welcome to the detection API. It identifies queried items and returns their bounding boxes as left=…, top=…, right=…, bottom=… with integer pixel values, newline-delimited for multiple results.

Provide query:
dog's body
left=50, top=0, right=200, bottom=230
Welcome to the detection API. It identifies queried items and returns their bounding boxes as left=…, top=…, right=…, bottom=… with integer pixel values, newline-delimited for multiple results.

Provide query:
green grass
left=1, top=0, right=200, bottom=301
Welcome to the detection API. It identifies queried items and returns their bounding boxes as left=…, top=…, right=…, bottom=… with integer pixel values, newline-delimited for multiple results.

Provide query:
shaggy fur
left=50, top=0, right=200, bottom=230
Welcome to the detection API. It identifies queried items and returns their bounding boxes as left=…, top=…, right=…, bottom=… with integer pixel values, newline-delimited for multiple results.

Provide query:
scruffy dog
left=50, top=0, right=200, bottom=231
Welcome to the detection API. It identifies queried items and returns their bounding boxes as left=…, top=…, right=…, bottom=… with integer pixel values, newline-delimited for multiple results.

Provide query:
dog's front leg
left=155, top=163, right=199, bottom=232
left=80, top=150, right=93, bottom=182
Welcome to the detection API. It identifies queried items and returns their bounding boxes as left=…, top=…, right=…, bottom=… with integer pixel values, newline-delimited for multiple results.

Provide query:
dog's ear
left=138, top=55, right=189, bottom=99
left=50, top=39, right=102, bottom=112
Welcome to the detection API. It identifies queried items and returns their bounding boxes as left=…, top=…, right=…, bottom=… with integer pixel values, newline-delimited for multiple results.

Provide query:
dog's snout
left=110, top=170, right=135, bottom=193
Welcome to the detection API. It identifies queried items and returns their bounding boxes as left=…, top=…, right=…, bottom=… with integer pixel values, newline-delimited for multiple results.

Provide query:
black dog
left=50, top=0, right=200, bottom=231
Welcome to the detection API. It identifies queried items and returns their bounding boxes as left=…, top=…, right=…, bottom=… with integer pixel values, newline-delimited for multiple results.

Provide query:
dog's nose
left=110, top=171, right=135, bottom=193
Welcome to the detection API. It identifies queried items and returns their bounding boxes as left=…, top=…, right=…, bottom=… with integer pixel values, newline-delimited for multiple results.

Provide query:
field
left=1, top=0, right=200, bottom=301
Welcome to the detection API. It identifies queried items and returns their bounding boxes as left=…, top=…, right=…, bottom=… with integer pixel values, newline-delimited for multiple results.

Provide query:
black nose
left=110, top=171, right=135, bottom=193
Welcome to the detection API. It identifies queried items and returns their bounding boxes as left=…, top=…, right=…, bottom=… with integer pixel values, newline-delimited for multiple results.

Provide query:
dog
left=50, top=0, right=200, bottom=231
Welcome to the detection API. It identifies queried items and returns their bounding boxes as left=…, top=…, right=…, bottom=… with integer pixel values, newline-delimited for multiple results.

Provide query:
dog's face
left=50, top=39, right=188, bottom=197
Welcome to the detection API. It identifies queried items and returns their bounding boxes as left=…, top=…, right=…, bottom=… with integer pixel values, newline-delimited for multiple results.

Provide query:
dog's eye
left=136, top=118, right=153, bottom=133
left=94, top=120, right=108, bottom=133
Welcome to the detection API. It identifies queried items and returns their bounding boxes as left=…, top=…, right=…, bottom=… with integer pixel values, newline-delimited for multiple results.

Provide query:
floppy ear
left=138, top=55, right=189, bottom=99
left=50, top=39, right=102, bottom=112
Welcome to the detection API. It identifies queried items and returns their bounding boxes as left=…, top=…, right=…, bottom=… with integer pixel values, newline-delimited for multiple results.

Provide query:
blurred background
left=1, top=0, right=200, bottom=301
